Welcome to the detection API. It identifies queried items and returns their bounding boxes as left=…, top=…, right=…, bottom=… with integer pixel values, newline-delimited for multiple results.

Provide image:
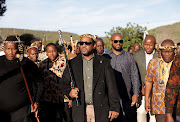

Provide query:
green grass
left=1, top=22, right=180, bottom=47
left=0, top=28, right=80, bottom=44
left=149, top=22, right=180, bottom=44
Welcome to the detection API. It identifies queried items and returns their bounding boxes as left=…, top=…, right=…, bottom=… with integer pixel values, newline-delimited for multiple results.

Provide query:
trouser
left=39, top=102, right=64, bottom=122
left=137, top=96, right=156, bottom=122
left=155, top=114, right=165, bottom=122
left=63, top=102, right=72, bottom=122
left=113, top=99, right=137, bottom=122
left=86, top=105, right=95, bottom=122
left=1, top=104, right=31, bottom=122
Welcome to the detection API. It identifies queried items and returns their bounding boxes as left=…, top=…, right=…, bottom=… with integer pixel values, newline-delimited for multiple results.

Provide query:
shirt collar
left=109, top=48, right=124, bottom=55
left=145, top=49, right=155, bottom=56
left=82, top=53, right=94, bottom=61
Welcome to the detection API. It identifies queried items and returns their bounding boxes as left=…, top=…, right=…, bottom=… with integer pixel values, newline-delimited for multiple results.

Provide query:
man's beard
left=82, top=49, right=94, bottom=56
left=112, top=45, right=122, bottom=51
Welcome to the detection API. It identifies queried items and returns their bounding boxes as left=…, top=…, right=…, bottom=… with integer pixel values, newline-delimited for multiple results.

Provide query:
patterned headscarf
left=2, top=35, right=24, bottom=54
left=3, top=35, right=23, bottom=44
left=159, top=44, right=176, bottom=50
left=80, top=34, right=96, bottom=42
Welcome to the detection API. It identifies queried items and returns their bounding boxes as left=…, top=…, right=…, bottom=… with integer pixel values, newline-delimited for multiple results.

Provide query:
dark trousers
left=113, top=100, right=137, bottom=122
left=1, top=105, right=31, bottom=122
left=112, top=106, right=137, bottom=122
left=39, top=102, right=64, bottom=122
left=63, top=102, right=72, bottom=122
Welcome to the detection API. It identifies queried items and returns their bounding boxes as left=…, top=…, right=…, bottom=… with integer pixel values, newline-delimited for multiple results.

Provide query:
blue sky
left=0, top=0, right=180, bottom=36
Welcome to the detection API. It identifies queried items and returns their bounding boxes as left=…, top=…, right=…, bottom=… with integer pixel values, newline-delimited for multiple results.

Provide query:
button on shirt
left=83, top=55, right=94, bottom=104
left=105, top=49, right=139, bottom=98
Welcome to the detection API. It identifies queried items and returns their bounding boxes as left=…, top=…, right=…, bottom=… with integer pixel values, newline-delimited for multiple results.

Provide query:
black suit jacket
left=62, top=54, right=120, bottom=122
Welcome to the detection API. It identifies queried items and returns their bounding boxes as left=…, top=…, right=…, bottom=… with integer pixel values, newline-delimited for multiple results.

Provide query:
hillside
left=1, top=22, right=180, bottom=46
left=0, top=28, right=110, bottom=48
left=0, top=28, right=80, bottom=44
left=149, top=22, right=180, bottom=44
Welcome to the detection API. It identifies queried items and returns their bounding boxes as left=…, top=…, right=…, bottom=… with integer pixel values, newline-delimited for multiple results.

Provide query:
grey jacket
left=133, top=49, right=157, bottom=86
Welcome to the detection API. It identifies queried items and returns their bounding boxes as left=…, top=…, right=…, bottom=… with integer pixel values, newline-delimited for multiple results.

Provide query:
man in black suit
left=62, top=34, right=120, bottom=122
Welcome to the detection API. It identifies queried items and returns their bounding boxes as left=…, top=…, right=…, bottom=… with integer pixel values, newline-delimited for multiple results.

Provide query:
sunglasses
left=78, top=41, right=92, bottom=45
left=112, top=40, right=123, bottom=43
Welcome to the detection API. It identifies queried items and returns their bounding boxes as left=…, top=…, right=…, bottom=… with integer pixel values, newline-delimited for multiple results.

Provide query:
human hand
left=141, top=87, right=145, bottom=96
left=145, top=100, right=151, bottom=112
left=31, top=102, right=38, bottom=117
left=108, top=111, right=119, bottom=121
left=131, top=94, right=138, bottom=107
left=69, top=87, right=79, bottom=98
left=68, top=100, right=72, bottom=108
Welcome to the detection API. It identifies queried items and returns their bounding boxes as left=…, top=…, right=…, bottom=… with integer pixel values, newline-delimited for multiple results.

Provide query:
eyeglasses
left=112, top=40, right=123, bottom=43
left=78, top=41, right=92, bottom=45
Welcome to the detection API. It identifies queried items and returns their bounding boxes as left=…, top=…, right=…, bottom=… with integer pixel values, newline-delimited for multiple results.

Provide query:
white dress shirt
left=0, top=51, right=5, bottom=56
left=145, top=50, right=155, bottom=70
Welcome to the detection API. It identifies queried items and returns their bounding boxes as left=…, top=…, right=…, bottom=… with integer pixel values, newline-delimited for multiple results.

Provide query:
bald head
left=161, top=39, right=174, bottom=47
left=143, top=35, right=156, bottom=54
left=144, top=35, right=156, bottom=43
left=144, top=35, right=156, bottom=47
left=111, top=33, right=122, bottom=41
left=160, top=39, right=175, bottom=63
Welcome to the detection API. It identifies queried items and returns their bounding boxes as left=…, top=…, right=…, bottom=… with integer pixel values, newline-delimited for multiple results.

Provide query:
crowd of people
left=0, top=33, right=179, bottom=122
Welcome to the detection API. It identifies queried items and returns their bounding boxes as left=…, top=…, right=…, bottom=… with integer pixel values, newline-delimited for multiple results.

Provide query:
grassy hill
left=0, top=28, right=110, bottom=49
left=1, top=22, right=180, bottom=46
left=0, top=28, right=80, bottom=44
left=149, top=22, right=180, bottom=44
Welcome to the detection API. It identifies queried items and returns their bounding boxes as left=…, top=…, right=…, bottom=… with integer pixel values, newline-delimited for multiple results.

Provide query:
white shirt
left=145, top=50, right=155, bottom=70
left=0, top=51, right=5, bottom=56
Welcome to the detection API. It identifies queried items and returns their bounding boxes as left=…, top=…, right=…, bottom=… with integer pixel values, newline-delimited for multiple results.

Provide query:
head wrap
left=3, top=35, right=23, bottom=43
left=80, top=34, right=96, bottom=42
left=2, top=35, right=24, bottom=53
left=26, top=45, right=38, bottom=52
left=159, top=44, right=177, bottom=50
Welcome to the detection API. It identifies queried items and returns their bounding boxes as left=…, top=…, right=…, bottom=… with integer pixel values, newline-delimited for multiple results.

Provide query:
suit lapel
left=142, top=51, right=146, bottom=72
left=93, top=55, right=103, bottom=92
left=73, top=55, right=84, bottom=90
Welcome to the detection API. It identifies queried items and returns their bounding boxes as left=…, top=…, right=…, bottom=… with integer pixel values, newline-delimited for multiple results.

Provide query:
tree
left=105, top=22, right=147, bottom=51
left=0, top=0, right=6, bottom=16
